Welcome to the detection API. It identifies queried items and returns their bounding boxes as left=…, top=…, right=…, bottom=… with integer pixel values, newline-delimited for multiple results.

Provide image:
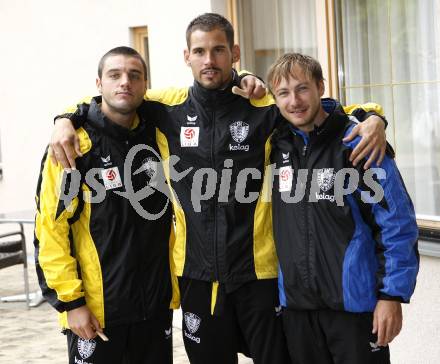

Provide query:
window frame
left=131, top=26, right=152, bottom=88
left=333, top=0, right=440, bottom=246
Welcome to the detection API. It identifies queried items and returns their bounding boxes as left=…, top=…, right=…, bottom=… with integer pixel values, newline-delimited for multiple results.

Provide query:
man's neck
left=100, top=104, right=136, bottom=129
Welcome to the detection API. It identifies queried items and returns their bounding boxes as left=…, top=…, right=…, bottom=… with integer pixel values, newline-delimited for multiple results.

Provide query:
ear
left=96, top=78, right=102, bottom=94
left=318, top=80, right=325, bottom=97
left=232, top=44, right=240, bottom=63
left=184, top=49, right=191, bottom=67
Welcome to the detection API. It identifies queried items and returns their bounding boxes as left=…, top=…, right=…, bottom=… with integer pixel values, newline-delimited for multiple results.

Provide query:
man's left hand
left=372, top=300, right=403, bottom=346
left=343, top=115, right=386, bottom=169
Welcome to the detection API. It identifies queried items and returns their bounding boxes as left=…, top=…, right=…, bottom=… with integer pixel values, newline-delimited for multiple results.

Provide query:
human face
left=184, top=28, right=240, bottom=90
left=273, top=68, right=325, bottom=132
left=96, top=55, right=147, bottom=117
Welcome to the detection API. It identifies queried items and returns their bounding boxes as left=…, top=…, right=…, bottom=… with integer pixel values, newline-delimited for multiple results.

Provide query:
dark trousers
left=283, top=309, right=391, bottom=364
left=66, top=310, right=173, bottom=364
left=179, top=277, right=290, bottom=364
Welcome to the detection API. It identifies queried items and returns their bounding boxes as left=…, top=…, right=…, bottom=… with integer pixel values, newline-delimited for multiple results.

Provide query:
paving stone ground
left=0, top=263, right=252, bottom=364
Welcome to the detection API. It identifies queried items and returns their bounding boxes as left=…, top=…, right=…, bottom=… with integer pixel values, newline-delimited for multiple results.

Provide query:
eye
left=276, top=91, right=288, bottom=98
left=129, top=73, right=142, bottom=80
left=108, top=73, right=119, bottom=79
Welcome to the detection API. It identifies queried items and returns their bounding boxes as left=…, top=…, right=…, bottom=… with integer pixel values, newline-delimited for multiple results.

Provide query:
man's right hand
left=50, top=118, right=81, bottom=169
left=67, top=305, right=102, bottom=340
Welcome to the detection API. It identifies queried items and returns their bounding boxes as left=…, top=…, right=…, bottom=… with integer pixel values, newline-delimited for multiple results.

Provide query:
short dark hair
left=98, top=46, right=148, bottom=80
left=186, top=13, right=234, bottom=49
left=267, top=53, right=324, bottom=94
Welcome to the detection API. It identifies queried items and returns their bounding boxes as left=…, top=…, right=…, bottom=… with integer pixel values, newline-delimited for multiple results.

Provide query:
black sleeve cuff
left=54, top=104, right=89, bottom=129
left=236, top=69, right=265, bottom=84
left=378, top=292, right=405, bottom=303
left=365, top=110, right=388, bottom=128
left=54, top=296, right=87, bottom=313
left=54, top=113, right=74, bottom=124
left=351, top=109, right=388, bottom=129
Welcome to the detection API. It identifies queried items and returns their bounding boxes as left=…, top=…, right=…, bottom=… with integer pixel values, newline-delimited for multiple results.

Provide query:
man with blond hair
left=268, top=53, right=419, bottom=364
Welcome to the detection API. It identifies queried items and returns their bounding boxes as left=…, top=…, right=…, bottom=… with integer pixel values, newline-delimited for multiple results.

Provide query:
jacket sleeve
left=55, top=97, right=93, bottom=129
left=344, top=127, right=419, bottom=303
left=343, top=102, right=388, bottom=127
left=34, top=146, right=86, bottom=312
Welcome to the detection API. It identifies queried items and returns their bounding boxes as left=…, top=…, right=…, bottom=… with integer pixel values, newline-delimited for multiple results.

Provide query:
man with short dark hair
left=50, top=13, right=388, bottom=364
left=35, top=46, right=175, bottom=364
left=268, top=53, right=419, bottom=364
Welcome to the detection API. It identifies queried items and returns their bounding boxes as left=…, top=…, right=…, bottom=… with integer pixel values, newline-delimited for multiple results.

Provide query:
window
left=131, top=26, right=152, bottom=88
left=233, top=0, right=338, bottom=96
left=233, top=0, right=440, bottom=246
left=235, top=0, right=317, bottom=76
left=335, top=0, right=440, bottom=229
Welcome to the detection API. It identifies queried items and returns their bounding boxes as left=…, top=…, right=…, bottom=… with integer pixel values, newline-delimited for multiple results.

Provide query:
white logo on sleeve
left=183, top=312, right=201, bottom=344
left=77, top=338, right=96, bottom=359
left=279, top=166, right=293, bottom=192
left=101, top=167, right=123, bottom=190
left=180, top=127, right=200, bottom=147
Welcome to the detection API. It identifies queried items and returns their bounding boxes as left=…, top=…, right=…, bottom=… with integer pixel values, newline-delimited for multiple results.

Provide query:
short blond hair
left=267, top=53, right=323, bottom=94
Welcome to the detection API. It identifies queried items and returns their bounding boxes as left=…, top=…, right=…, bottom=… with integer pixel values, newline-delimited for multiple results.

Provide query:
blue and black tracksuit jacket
left=271, top=98, right=419, bottom=312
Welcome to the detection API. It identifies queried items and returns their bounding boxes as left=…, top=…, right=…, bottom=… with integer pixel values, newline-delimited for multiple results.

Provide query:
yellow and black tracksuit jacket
left=63, top=72, right=384, bottom=291
left=35, top=98, right=175, bottom=329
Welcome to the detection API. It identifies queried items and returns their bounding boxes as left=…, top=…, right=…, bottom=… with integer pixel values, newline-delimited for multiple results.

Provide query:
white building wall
left=0, top=0, right=217, bottom=212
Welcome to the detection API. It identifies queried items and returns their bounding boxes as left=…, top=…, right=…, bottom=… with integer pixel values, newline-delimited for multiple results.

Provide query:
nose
left=289, top=92, right=301, bottom=107
left=203, top=51, right=214, bottom=66
left=120, top=73, right=130, bottom=87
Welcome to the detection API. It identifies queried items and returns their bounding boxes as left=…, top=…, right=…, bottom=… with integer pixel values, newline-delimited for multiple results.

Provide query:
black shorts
left=179, top=277, right=290, bottom=364
left=283, top=309, right=390, bottom=364
left=66, top=310, right=173, bottom=364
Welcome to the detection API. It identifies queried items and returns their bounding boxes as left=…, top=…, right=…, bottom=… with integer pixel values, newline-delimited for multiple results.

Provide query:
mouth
left=288, top=107, right=308, bottom=116
left=115, top=91, right=133, bottom=97
left=201, top=68, right=220, bottom=77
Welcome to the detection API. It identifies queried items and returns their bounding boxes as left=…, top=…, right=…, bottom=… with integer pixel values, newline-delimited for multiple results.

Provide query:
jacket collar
left=86, top=96, right=147, bottom=140
left=190, top=69, right=240, bottom=109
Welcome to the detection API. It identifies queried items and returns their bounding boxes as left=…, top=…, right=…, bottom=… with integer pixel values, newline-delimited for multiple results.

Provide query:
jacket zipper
left=300, top=137, right=311, bottom=288
left=126, top=137, right=147, bottom=320
left=210, top=109, right=219, bottom=281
